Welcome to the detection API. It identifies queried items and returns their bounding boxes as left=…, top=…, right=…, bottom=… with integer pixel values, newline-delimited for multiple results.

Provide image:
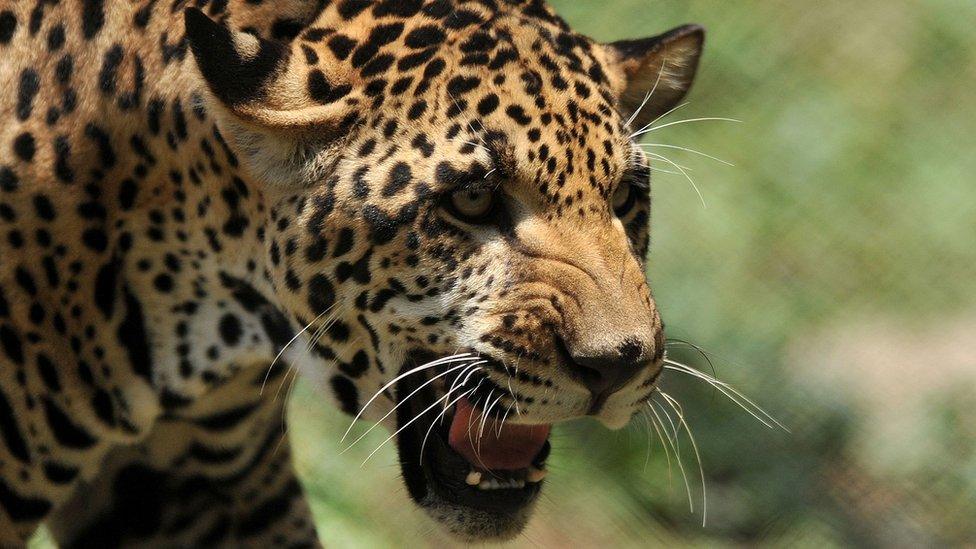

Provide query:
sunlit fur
left=0, top=0, right=706, bottom=544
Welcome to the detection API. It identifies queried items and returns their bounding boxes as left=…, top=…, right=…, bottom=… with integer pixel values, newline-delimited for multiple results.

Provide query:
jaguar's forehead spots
left=307, top=7, right=638, bottom=214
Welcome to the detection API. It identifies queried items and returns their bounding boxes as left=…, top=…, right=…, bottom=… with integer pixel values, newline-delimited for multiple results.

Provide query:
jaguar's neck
left=115, top=0, right=331, bottom=286
left=88, top=1, right=337, bottom=401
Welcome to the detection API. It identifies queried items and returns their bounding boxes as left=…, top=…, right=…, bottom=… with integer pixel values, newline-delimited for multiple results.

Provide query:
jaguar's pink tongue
left=448, top=397, right=550, bottom=471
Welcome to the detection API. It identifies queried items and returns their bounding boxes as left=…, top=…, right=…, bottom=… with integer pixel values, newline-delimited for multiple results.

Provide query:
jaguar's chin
left=393, top=352, right=551, bottom=541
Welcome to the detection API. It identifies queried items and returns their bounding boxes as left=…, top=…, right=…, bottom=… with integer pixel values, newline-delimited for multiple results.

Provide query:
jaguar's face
left=350, top=93, right=666, bottom=539
left=186, top=2, right=703, bottom=541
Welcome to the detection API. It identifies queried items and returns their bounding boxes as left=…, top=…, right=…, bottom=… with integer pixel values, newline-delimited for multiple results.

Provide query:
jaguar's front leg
left=48, top=366, right=320, bottom=548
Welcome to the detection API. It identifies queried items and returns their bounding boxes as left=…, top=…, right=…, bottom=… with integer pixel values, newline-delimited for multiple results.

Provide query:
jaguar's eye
left=612, top=182, right=634, bottom=216
left=447, top=189, right=495, bottom=223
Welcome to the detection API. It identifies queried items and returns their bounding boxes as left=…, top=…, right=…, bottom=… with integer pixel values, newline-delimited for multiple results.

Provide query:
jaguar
left=0, top=0, right=702, bottom=544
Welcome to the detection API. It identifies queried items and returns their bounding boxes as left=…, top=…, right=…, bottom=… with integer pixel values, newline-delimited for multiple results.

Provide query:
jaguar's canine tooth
left=465, top=470, right=482, bottom=486
left=526, top=466, right=547, bottom=483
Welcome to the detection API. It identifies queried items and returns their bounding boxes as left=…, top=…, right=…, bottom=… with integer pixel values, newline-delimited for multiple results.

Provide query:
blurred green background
left=288, top=1, right=976, bottom=546
left=32, top=1, right=976, bottom=547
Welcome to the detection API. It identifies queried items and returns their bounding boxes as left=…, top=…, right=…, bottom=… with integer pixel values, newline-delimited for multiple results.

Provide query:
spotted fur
left=0, top=0, right=702, bottom=544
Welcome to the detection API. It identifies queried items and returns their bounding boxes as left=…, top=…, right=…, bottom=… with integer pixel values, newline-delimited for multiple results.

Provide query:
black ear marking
left=606, top=24, right=705, bottom=130
left=184, top=8, right=289, bottom=106
left=609, top=24, right=704, bottom=63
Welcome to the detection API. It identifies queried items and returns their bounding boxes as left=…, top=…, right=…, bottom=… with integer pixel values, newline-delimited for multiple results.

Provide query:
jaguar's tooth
left=465, top=470, right=482, bottom=486
left=526, top=466, right=547, bottom=483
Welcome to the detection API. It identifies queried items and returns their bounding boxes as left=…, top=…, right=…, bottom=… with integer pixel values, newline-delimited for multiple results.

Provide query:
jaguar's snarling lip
left=393, top=352, right=551, bottom=539
left=448, top=396, right=550, bottom=474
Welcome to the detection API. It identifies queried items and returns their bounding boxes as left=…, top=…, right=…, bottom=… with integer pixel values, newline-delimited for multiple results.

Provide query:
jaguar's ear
left=603, top=24, right=704, bottom=132
left=184, top=8, right=361, bottom=185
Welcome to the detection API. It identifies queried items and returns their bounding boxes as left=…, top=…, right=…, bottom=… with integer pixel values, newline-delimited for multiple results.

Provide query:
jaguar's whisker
left=631, top=116, right=741, bottom=139
left=659, top=390, right=708, bottom=526
left=625, top=59, right=669, bottom=128
left=663, top=359, right=788, bottom=431
left=341, top=361, right=481, bottom=453
left=639, top=409, right=653, bottom=473
left=505, top=361, right=518, bottom=410
left=339, top=353, right=477, bottom=443
left=479, top=391, right=505, bottom=446
left=273, top=356, right=301, bottom=404
left=361, top=390, right=456, bottom=467
left=664, top=339, right=718, bottom=378
left=647, top=400, right=693, bottom=512
left=272, top=312, right=344, bottom=405
left=644, top=151, right=707, bottom=208
left=270, top=365, right=307, bottom=456
left=496, top=398, right=517, bottom=438
left=420, top=388, right=475, bottom=464
left=443, top=363, right=482, bottom=414
left=636, top=163, right=684, bottom=175
left=474, top=389, right=498, bottom=460
left=305, top=309, right=342, bottom=351
left=630, top=101, right=690, bottom=138
left=448, top=90, right=490, bottom=151
left=260, top=305, right=335, bottom=395
left=640, top=143, right=734, bottom=166
left=646, top=404, right=674, bottom=488
left=466, top=392, right=492, bottom=472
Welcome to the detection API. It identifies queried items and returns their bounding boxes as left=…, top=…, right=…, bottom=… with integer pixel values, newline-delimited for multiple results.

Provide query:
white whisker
left=653, top=397, right=682, bottom=455
left=306, top=308, right=343, bottom=351
left=339, top=353, right=476, bottom=443
left=644, top=165, right=684, bottom=175
left=512, top=355, right=523, bottom=417
left=632, top=116, right=741, bottom=139
left=636, top=159, right=691, bottom=174
left=341, top=361, right=481, bottom=453
left=648, top=400, right=693, bottom=512
left=625, top=59, right=668, bottom=128
left=641, top=143, right=735, bottom=166
left=448, top=91, right=491, bottom=151
left=420, top=388, right=474, bottom=464
left=496, top=398, right=517, bottom=437
left=443, top=363, right=481, bottom=413
left=630, top=102, right=690, bottom=138
left=361, top=391, right=456, bottom=466
left=480, top=391, right=505, bottom=444
left=260, top=305, right=334, bottom=395
left=639, top=410, right=653, bottom=472
left=475, top=390, right=498, bottom=460
left=647, top=409, right=674, bottom=484
left=272, top=357, right=300, bottom=404
left=645, top=151, right=707, bottom=207
left=659, top=390, right=708, bottom=526
left=465, top=391, right=489, bottom=469
left=663, top=359, right=789, bottom=432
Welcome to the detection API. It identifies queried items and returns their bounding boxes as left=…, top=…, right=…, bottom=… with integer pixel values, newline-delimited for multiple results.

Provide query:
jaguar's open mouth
left=394, top=352, right=552, bottom=540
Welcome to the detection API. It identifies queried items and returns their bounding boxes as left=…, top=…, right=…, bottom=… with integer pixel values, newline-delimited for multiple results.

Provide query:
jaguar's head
left=186, top=1, right=702, bottom=541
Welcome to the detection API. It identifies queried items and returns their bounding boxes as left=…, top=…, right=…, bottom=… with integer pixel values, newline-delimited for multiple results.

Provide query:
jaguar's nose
left=558, top=336, right=660, bottom=413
